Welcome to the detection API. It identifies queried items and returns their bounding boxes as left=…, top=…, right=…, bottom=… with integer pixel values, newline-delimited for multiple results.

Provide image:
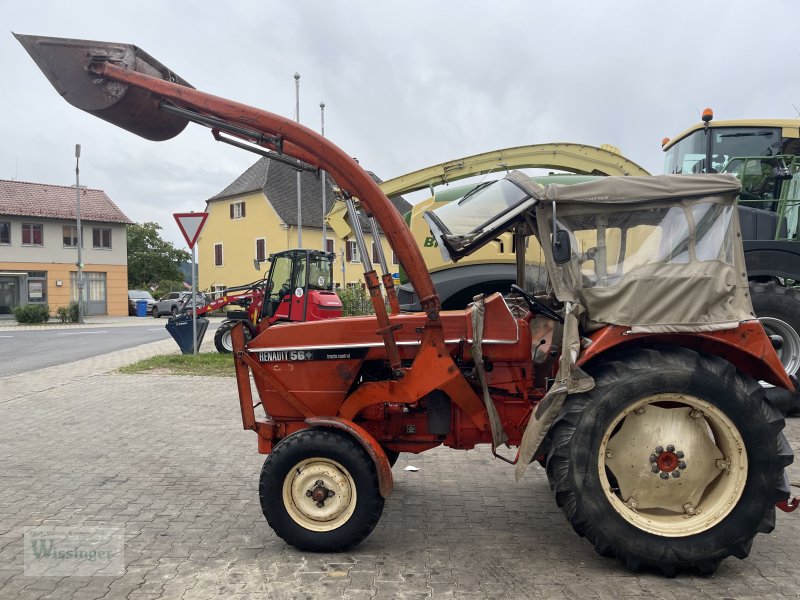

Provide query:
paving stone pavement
left=1, top=346, right=800, bottom=599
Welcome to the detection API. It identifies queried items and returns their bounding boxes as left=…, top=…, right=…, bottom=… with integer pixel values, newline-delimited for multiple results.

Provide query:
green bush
left=55, top=302, right=80, bottom=323
left=12, top=304, right=51, bottom=324
left=336, top=286, right=374, bottom=317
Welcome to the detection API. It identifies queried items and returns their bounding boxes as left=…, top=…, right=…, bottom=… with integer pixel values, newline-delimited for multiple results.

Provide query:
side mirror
left=552, top=230, right=571, bottom=264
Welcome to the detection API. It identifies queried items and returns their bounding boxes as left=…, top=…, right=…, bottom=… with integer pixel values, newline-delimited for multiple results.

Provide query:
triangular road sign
left=174, top=212, right=208, bottom=249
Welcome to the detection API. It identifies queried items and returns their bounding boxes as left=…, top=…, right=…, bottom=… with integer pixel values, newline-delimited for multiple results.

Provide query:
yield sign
left=173, top=212, right=208, bottom=249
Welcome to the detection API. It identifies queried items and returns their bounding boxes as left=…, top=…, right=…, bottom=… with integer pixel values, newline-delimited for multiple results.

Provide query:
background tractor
left=181, top=249, right=342, bottom=353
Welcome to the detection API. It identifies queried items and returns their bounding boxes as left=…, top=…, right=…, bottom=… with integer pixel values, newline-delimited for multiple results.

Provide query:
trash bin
left=165, top=315, right=209, bottom=354
left=135, top=299, right=148, bottom=317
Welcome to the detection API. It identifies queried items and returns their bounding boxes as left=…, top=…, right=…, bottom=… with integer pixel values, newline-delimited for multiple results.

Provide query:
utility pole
left=294, top=72, right=302, bottom=247
left=74, top=144, right=84, bottom=324
left=320, top=101, right=327, bottom=252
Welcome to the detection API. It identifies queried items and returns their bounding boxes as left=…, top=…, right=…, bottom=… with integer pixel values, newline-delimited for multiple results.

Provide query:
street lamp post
left=294, top=72, right=302, bottom=247
left=320, top=101, right=327, bottom=251
left=74, top=143, right=84, bottom=324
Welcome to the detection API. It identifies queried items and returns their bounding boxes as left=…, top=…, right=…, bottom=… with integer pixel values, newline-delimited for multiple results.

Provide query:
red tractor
left=182, top=249, right=342, bottom=353
left=20, top=33, right=797, bottom=576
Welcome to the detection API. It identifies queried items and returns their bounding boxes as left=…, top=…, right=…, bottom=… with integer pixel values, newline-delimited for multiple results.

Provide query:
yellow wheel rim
left=599, top=393, right=747, bottom=537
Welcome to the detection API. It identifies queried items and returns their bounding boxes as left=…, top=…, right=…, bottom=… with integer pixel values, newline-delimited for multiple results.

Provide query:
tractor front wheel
left=545, top=347, right=791, bottom=575
left=213, top=320, right=253, bottom=353
left=259, top=428, right=384, bottom=552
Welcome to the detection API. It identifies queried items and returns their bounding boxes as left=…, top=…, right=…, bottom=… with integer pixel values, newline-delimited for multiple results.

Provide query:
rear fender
left=578, top=321, right=794, bottom=391
left=305, top=416, right=393, bottom=499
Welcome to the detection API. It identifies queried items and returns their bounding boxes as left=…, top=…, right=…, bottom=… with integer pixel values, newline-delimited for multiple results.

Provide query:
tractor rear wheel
left=259, top=428, right=384, bottom=552
left=214, top=320, right=253, bottom=353
left=751, top=280, right=800, bottom=378
left=545, top=347, right=792, bottom=575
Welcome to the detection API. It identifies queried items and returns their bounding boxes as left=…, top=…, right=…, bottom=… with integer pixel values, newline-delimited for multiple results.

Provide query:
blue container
left=165, top=315, right=209, bottom=354
left=135, top=299, right=148, bottom=317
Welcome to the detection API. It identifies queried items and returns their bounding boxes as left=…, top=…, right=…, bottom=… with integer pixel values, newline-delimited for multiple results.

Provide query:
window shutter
left=326, top=238, right=334, bottom=253
left=214, top=243, right=223, bottom=266
left=372, top=242, right=380, bottom=264
left=346, top=240, right=352, bottom=262
left=241, top=202, right=246, bottom=218
left=256, top=239, right=266, bottom=262
left=230, top=204, right=234, bottom=219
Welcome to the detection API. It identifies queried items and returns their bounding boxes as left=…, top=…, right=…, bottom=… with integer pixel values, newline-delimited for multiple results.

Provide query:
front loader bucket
left=14, top=33, right=193, bottom=141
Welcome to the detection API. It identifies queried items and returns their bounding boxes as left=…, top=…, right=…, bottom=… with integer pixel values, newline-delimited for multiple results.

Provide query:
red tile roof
left=0, top=179, right=132, bottom=224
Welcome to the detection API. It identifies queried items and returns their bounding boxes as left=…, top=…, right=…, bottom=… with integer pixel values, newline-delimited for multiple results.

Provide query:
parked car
left=128, top=290, right=156, bottom=316
left=152, top=291, right=207, bottom=317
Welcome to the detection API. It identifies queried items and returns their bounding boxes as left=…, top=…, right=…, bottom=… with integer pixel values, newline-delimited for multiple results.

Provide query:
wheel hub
left=307, top=479, right=336, bottom=506
left=650, top=444, right=687, bottom=477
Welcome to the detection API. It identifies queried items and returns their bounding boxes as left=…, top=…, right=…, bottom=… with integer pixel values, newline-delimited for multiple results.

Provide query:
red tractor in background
left=19, top=33, right=797, bottom=576
left=181, top=249, right=342, bottom=353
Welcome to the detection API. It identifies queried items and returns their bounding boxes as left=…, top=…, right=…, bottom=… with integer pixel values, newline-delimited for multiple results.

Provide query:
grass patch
left=118, top=352, right=235, bottom=377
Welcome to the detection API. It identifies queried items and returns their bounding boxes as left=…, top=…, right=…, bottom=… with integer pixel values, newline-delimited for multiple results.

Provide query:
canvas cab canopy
left=425, top=172, right=755, bottom=333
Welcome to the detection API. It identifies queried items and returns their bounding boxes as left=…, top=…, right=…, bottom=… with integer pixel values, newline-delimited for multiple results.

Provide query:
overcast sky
left=2, top=0, right=799, bottom=249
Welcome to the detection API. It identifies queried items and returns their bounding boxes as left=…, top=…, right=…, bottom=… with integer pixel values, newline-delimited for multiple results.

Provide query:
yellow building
left=0, top=179, right=131, bottom=317
left=198, top=157, right=411, bottom=294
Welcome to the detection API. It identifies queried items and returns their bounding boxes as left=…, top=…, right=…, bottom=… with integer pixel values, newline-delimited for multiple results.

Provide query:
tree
left=127, top=222, right=190, bottom=288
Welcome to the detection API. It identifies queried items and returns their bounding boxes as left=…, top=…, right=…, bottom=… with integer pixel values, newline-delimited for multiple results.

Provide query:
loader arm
left=378, top=143, right=651, bottom=198
left=15, top=33, right=441, bottom=326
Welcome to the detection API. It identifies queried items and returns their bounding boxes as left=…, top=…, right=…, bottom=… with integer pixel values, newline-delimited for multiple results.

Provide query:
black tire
left=545, top=346, right=792, bottom=575
left=382, top=448, right=400, bottom=468
left=259, top=428, right=384, bottom=552
left=750, top=280, right=800, bottom=378
left=152, top=306, right=160, bottom=318
left=213, top=320, right=253, bottom=354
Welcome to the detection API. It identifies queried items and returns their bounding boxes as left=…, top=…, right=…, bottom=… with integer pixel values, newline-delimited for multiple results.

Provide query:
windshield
left=128, top=291, right=152, bottom=299
left=424, top=177, right=532, bottom=260
left=664, top=127, right=782, bottom=174
left=308, top=254, right=334, bottom=290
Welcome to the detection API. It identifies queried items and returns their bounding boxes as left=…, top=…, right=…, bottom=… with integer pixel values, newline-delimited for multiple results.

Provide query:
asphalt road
left=0, top=324, right=188, bottom=377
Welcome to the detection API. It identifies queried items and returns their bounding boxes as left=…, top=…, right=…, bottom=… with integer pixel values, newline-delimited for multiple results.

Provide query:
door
left=0, top=277, right=20, bottom=315
left=86, top=272, right=107, bottom=315
left=71, top=272, right=107, bottom=315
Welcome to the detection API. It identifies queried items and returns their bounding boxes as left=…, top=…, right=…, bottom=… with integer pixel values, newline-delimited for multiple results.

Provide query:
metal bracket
left=777, top=497, right=800, bottom=513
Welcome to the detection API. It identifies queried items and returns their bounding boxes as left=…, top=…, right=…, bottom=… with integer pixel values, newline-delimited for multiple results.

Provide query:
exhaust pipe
left=14, top=33, right=193, bottom=141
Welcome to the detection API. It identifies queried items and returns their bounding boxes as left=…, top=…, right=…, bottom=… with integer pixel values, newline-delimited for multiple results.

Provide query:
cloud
left=3, top=0, right=800, bottom=247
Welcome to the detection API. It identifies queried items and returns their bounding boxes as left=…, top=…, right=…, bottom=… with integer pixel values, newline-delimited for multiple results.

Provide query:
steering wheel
left=510, top=284, right=564, bottom=323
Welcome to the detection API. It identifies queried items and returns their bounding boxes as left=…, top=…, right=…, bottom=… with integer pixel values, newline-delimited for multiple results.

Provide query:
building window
left=230, top=201, right=246, bottom=219
left=214, top=243, right=223, bottom=266
left=27, top=271, right=47, bottom=304
left=211, top=284, right=226, bottom=299
left=346, top=240, right=359, bottom=263
left=256, top=238, right=267, bottom=262
left=325, top=239, right=335, bottom=254
left=371, top=241, right=380, bottom=264
left=391, top=250, right=398, bottom=265
left=22, top=223, right=43, bottom=246
left=63, top=225, right=81, bottom=248
left=0, top=222, right=9, bottom=245
left=92, top=228, right=111, bottom=249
